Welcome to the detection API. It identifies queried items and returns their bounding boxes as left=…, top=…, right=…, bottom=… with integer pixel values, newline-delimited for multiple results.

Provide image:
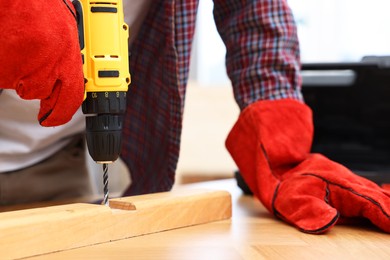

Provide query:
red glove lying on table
left=226, top=99, right=390, bottom=234
left=0, top=0, right=83, bottom=126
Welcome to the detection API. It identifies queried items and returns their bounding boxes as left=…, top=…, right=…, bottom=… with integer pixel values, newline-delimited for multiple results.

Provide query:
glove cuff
left=225, top=99, right=313, bottom=209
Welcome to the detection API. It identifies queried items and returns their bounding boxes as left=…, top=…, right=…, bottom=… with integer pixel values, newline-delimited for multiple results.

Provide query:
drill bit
left=102, top=163, right=109, bottom=206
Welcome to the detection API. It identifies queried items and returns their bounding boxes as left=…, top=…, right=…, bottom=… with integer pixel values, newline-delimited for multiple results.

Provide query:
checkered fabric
left=122, top=0, right=303, bottom=195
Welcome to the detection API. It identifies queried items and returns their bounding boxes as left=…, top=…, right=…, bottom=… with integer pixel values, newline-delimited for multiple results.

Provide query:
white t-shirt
left=0, top=0, right=153, bottom=172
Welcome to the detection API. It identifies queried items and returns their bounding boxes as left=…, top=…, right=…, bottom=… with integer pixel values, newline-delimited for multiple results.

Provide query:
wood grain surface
left=0, top=189, right=231, bottom=259
left=22, top=179, right=390, bottom=260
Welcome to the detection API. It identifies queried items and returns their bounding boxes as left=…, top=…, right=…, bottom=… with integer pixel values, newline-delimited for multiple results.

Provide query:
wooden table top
left=26, top=179, right=390, bottom=260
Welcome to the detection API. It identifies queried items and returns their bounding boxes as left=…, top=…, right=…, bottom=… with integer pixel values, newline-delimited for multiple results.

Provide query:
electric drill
left=72, top=0, right=130, bottom=204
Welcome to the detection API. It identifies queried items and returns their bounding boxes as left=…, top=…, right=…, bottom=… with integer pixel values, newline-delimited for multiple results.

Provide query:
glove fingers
left=38, top=75, right=84, bottom=126
left=329, top=183, right=390, bottom=233
left=275, top=174, right=339, bottom=234
left=286, top=154, right=390, bottom=233
left=15, top=74, right=57, bottom=100
left=38, top=25, right=84, bottom=127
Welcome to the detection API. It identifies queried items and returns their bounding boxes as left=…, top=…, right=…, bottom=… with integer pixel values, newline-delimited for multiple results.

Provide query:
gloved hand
left=226, top=99, right=390, bottom=234
left=0, top=0, right=83, bottom=126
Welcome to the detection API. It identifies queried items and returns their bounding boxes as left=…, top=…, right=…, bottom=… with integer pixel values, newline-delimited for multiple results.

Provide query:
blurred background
left=177, top=0, right=390, bottom=185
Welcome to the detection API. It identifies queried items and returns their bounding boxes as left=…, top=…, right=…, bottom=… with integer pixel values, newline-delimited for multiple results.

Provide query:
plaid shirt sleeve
left=121, top=1, right=198, bottom=195
left=213, top=0, right=303, bottom=110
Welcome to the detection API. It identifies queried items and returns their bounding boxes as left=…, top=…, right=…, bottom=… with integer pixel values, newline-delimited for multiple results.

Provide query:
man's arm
left=213, top=0, right=390, bottom=234
left=213, top=0, right=303, bottom=109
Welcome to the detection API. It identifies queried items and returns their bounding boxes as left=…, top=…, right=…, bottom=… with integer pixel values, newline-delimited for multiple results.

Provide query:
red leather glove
left=226, top=99, right=390, bottom=234
left=0, top=0, right=83, bottom=126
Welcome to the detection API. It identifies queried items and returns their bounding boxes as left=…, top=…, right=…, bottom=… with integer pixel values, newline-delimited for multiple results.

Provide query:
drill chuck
left=83, top=91, right=127, bottom=163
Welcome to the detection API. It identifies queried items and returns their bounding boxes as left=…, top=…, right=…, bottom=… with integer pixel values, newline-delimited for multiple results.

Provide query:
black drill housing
left=82, top=91, right=126, bottom=162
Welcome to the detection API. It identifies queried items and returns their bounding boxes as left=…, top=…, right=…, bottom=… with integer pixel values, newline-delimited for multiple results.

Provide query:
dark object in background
left=235, top=170, right=253, bottom=195
left=302, top=56, right=390, bottom=185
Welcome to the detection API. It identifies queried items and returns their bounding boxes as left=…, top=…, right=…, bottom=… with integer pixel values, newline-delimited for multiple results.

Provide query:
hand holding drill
left=0, top=0, right=84, bottom=127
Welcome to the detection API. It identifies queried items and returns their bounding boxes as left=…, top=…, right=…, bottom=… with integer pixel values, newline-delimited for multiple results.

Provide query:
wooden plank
left=17, top=179, right=390, bottom=260
left=0, top=189, right=231, bottom=259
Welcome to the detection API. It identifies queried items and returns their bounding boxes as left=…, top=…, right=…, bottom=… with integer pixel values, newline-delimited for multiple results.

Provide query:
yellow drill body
left=73, top=0, right=130, bottom=164
left=78, top=0, right=130, bottom=95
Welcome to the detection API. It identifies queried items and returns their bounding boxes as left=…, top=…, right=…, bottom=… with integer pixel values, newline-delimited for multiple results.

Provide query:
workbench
left=2, top=179, right=390, bottom=259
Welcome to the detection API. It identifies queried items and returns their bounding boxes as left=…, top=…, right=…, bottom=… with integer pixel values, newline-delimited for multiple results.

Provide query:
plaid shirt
left=122, top=0, right=303, bottom=195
